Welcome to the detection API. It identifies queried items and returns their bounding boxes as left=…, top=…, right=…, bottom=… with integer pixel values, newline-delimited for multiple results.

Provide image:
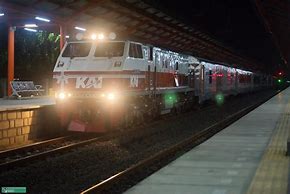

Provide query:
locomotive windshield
left=62, top=43, right=92, bottom=58
left=94, top=42, right=125, bottom=57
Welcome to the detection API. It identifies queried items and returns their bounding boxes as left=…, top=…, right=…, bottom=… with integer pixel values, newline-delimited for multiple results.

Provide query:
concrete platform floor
left=0, top=97, right=55, bottom=111
left=125, top=88, right=290, bottom=194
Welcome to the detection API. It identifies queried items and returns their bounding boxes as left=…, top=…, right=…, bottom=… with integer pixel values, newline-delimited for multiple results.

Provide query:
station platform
left=0, top=97, right=55, bottom=111
left=125, top=88, right=290, bottom=194
left=0, top=97, right=58, bottom=149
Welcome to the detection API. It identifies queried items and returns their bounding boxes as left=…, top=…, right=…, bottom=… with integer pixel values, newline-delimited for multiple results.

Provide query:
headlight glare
left=107, top=93, right=115, bottom=100
left=56, top=91, right=72, bottom=100
left=58, top=92, right=66, bottom=99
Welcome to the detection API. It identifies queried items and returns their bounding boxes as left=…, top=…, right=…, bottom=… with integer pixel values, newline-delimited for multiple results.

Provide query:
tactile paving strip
left=247, top=100, right=290, bottom=194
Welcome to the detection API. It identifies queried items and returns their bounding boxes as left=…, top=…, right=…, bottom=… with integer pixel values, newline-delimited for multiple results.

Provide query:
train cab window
left=62, top=43, right=92, bottom=58
left=129, top=43, right=143, bottom=59
left=94, top=42, right=125, bottom=57
left=209, top=70, right=212, bottom=84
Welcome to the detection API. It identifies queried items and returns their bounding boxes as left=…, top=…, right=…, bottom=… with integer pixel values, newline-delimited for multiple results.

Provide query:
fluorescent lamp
left=35, top=16, right=50, bottom=22
left=74, top=26, right=86, bottom=31
left=65, top=35, right=70, bottom=38
left=0, top=13, right=4, bottom=16
left=24, top=24, right=38, bottom=28
left=24, top=28, right=37, bottom=32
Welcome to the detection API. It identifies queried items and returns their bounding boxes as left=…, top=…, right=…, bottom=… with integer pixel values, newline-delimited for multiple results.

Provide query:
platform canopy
left=0, top=0, right=276, bottom=71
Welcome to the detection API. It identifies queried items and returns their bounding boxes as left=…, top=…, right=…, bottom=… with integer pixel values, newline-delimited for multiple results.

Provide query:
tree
left=15, top=29, right=60, bottom=82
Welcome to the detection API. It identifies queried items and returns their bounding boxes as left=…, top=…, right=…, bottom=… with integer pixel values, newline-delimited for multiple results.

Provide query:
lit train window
left=129, top=43, right=143, bottom=59
left=94, top=42, right=125, bottom=57
left=62, top=43, right=92, bottom=57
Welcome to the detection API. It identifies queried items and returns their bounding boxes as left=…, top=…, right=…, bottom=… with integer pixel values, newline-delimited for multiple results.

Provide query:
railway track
left=81, top=89, right=280, bottom=194
left=0, top=134, right=105, bottom=171
left=0, top=101, right=215, bottom=173
left=0, top=135, right=71, bottom=159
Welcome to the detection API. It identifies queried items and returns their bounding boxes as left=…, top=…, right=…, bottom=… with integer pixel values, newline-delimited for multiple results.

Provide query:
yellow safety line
left=247, top=100, right=290, bottom=194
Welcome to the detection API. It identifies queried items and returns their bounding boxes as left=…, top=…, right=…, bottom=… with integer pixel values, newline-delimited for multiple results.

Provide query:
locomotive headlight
left=56, top=91, right=72, bottom=100
left=107, top=92, right=116, bottom=100
left=91, top=33, right=97, bottom=40
left=98, top=33, right=105, bottom=40
left=58, top=92, right=66, bottom=99
left=100, top=91, right=119, bottom=102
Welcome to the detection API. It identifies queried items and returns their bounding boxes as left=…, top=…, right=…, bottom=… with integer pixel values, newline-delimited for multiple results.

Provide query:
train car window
left=230, top=73, right=234, bottom=84
left=209, top=70, right=212, bottom=84
left=129, top=43, right=143, bottom=59
left=165, top=58, right=169, bottom=68
left=94, top=42, right=125, bottom=57
left=143, top=46, right=149, bottom=60
left=129, top=44, right=135, bottom=58
left=149, top=47, right=153, bottom=61
left=136, top=44, right=143, bottom=58
left=162, top=58, right=166, bottom=68
left=161, top=54, right=169, bottom=69
left=62, top=43, right=92, bottom=58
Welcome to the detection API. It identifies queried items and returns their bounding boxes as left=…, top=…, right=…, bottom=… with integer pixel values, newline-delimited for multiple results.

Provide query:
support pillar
left=7, top=26, right=15, bottom=96
left=59, top=25, right=65, bottom=50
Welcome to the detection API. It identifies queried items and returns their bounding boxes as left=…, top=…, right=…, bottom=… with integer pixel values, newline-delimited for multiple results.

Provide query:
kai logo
left=76, top=76, right=102, bottom=89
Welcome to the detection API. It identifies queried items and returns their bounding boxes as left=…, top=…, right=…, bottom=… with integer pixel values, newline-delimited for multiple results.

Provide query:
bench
left=10, top=80, right=44, bottom=98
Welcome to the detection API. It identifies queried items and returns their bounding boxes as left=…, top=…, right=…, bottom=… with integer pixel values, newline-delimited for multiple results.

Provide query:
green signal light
left=278, top=79, right=282, bottom=83
left=215, top=93, right=224, bottom=106
left=164, top=93, right=177, bottom=107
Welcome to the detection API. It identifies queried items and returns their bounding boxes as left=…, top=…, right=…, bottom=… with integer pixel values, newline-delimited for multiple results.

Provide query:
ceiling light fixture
left=35, top=16, right=50, bottom=22
left=24, top=24, right=38, bottom=28
left=74, top=26, right=86, bottom=31
left=24, top=28, right=37, bottom=32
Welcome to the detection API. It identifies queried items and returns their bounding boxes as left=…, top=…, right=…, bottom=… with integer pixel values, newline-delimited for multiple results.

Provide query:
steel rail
left=0, top=135, right=107, bottom=171
left=81, top=89, right=282, bottom=194
left=0, top=135, right=71, bottom=159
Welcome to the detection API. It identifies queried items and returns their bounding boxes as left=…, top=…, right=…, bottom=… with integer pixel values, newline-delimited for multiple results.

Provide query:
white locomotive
left=53, top=40, right=272, bottom=132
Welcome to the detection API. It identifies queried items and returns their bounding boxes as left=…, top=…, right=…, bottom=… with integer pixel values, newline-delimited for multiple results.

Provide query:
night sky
left=144, top=0, right=282, bottom=71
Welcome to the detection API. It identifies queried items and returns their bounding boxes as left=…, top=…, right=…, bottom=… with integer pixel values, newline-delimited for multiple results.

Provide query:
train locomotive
left=53, top=40, right=272, bottom=132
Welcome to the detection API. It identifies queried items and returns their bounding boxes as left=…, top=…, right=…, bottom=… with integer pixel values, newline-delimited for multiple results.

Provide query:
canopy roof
left=1, top=0, right=287, bottom=72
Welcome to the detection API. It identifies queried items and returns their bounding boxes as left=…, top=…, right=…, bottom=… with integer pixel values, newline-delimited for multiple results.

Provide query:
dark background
left=144, top=0, right=284, bottom=71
